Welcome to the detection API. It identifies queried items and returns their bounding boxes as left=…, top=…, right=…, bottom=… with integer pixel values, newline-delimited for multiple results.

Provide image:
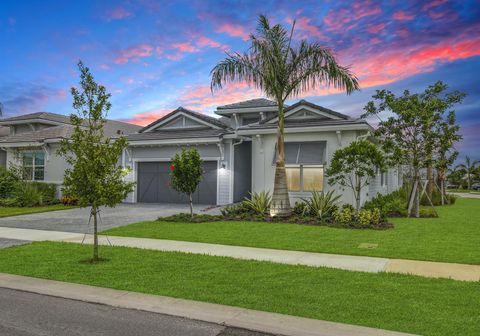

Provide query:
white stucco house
left=0, top=98, right=402, bottom=207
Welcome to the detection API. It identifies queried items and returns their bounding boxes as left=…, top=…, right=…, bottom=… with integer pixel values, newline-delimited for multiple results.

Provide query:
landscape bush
left=12, top=182, right=44, bottom=207
left=0, top=180, right=59, bottom=207
left=242, top=191, right=272, bottom=216
left=301, top=190, right=340, bottom=223
left=60, top=195, right=79, bottom=206
left=158, top=213, right=223, bottom=223
left=0, top=166, right=19, bottom=199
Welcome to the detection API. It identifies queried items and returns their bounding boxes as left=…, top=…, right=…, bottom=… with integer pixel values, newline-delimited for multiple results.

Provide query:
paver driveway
left=0, top=203, right=219, bottom=233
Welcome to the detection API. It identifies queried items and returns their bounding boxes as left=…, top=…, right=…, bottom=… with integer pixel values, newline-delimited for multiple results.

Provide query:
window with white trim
left=275, top=142, right=326, bottom=192
left=286, top=165, right=324, bottom=192
left=22, top=152, right=45, bottom=181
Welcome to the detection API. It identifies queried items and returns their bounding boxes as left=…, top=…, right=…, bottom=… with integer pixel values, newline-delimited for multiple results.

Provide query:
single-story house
left=0, top=99, right=401, bottom=206
left=0, top=112, right=141, bottom=193
left=122, top=98, right=402, bottom=206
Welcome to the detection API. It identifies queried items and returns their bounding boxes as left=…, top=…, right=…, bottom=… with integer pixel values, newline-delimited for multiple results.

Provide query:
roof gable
left=217, top=98, right=277, bottom=110
left=139, top=107, right=228, bottom=133
left=265, top=100, right=350, bottom=124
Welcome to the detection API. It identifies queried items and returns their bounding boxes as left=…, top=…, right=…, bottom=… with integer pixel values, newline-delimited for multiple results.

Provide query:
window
left=381, top=171, right=388, bottom=187
left=285, top=165, right=324, bottom=192
left=22, top=152, right=45, bottom=181
left=275, top=141, right=326, bottom=193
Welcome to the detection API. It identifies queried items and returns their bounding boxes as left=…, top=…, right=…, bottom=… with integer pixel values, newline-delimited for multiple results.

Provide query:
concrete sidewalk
left=0, top=273, right=416, bottom=336
left=1, top=226, right=479, bottom=281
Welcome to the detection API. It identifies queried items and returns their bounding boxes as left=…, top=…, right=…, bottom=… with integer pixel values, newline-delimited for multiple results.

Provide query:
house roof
left=260, top=99, right=351, bottom=124
left=0, top=112, right=72, bottom=125
left=0, top=124, right=76, bottom=144
left=128, top=128, right=230, bottom=142
left=237, top=119, right=372, bottom=133
left=139, top=107, right=229, bottom=133
left=217, top=98, right=278, bottom=110
left=0, top=112, right=141, bottom=145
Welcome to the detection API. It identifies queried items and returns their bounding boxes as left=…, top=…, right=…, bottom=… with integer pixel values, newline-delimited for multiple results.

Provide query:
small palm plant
left=301, top=190, right=341, bottom=223
left=243, top=191, right=272, bottom=216
left=454, top=156, right=479, bottom=190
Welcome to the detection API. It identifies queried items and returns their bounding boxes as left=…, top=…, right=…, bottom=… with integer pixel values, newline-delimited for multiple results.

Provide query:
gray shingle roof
left=238, top=119, right=370, bottom=131
left=0, top=112, right=72, bottom=124
left=0, top=124, right=75, bottom=144
left=128, top=128, right=229, bottom=142
left=139, top=107, right=229, bottom=133
left=0, top=112, right=141, bottom=144
left=260, top=99, right=351, bottom=124
left=217, top=98, right=278, bottom=110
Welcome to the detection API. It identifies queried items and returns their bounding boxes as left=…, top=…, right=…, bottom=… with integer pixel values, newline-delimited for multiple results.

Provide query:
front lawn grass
left=0, top=242, right=478, bottom=336
left=0, top=204, right=75, bottom=218
left=103, top=198, right=480, bottom=265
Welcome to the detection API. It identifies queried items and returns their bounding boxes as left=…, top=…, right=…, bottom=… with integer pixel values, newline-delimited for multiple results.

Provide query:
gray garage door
left=137, top=161, right=217, bottom=204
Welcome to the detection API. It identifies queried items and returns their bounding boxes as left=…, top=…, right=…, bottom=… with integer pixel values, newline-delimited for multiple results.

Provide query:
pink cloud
left=100, top=63, right=110, bottom=70
left=114, top=44, right=154, bottom=64
left=422, top=0, right=448, bottom=11
left=171, top=42, right=199, bottom=53
left=123, top=108, right=172, bottom=126
left=287, top=16, right=328, bottom=40
left=392, top=11, right=415, bottom=21
left=196, top=35, right=229, bottom=51
left=179, top=82, right=261, bottom=110
left=106, top=7, right=133, bottom=21
left=166, top=53, right=183, bottom=61
left=351, top=35, right=480, bottom=89
left=365, top=22, right=386, bottom=34
left=215, top=22, right=249, bottom=40
left=56, top=89, right=67, bottom=99
left=396, top=28, right=410, bottom=39
left=324, top=0, right=382, bottom=31
left=120, top=77, right=136, bottom=85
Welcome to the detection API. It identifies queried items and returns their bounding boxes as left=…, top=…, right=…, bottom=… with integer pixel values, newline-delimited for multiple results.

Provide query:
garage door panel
left=137, top=161, right=217, bottom=204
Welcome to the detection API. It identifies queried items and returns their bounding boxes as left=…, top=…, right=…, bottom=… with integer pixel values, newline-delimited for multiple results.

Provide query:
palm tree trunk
left=270, top=101, right=291, bottom=217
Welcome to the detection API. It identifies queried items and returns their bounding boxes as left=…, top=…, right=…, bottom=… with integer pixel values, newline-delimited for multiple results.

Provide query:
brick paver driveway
left=0, top=203, right=219, bottom=233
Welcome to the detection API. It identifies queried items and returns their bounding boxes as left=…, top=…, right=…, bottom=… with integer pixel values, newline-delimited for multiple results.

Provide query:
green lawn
left=0, top=242, right=478, bottom=336
left=0, top=204, right=75, bottom=218
left=103, top=198, right=480, bottom=265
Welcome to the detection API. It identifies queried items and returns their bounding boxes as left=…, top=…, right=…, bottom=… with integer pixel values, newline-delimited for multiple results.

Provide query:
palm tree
left=211, top=15, right=359, bottom=217
left=455, top=156, right=479, bottom=190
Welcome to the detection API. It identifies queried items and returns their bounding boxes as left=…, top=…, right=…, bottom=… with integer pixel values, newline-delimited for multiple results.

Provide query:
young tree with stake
left=362, top=81, right=464, bottom=217
left=170, top=147, right=203, bottom=217
left=326, top=140, right=386, bottom=211
left=58, top=61, right=135, bottom=262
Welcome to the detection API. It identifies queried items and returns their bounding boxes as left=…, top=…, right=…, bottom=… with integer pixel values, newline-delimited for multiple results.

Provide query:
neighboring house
left=123, top=98, right=401, bottom=206
left=0, top=112, right=141, bottom=194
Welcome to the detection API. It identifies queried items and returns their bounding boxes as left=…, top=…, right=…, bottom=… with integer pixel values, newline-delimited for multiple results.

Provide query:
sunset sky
left=1, top=0, right=479, bottom=158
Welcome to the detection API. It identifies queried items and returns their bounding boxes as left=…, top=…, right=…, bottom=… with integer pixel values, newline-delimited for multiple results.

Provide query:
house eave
left=215, top=106, right=279, bottom=116
left=127, top=137, right=222, bottom=146
left=236, top=123, right=373, bottom=136
left=0, top=119, right=68, bottom=127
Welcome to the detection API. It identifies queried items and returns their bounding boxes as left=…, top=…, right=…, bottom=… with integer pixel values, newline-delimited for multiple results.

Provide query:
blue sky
left=0, top=0, right=479, bottom=158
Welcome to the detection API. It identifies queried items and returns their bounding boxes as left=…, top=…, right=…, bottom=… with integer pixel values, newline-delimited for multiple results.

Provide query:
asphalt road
left=0, top=288, right=274, bottom=336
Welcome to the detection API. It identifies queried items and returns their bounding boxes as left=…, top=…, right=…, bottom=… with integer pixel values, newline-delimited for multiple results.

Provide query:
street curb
left=0, top=273, right=416, bottom=336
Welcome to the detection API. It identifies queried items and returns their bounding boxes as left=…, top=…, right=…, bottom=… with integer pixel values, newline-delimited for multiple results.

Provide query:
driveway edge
left=0, top=273, right=416, bottom=336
